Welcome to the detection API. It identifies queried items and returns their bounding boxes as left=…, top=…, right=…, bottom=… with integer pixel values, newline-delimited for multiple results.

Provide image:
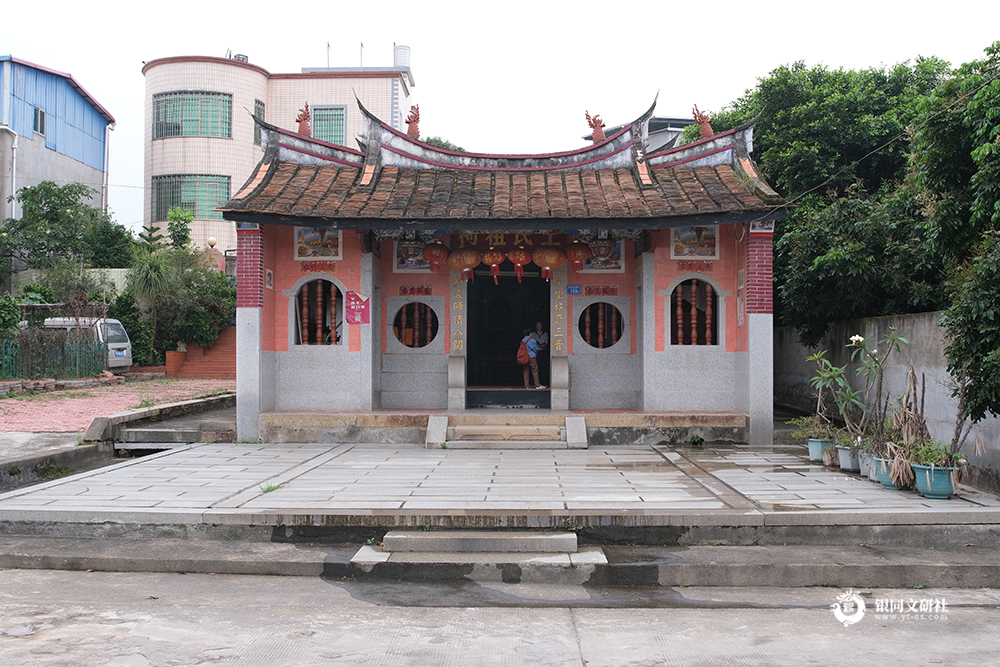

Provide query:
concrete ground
left=2, top=570, right=999, bottom=666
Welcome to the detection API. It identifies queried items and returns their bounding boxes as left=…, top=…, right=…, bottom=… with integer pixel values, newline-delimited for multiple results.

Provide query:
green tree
left=166, top=207, right=193, bottom=248
left=940, top=231, right=1000, bottom=422
left=0, top=182, right=102, bottom=279
left=681, top=58, right=949, bottom=199
left=126, top=249, right=173, bottom=361
left=137, top=225, right=167, bottom=253
left=0, top=293, right=19, bottom=333
left=84, top=216, right=136, bottom=268
left=777, top=184, right=946, bottom=346
left=123, top=247, right=236, bottom=364
left=422, top=136, right=466, bottom=152
left=911, top=41, right=1000, bottom=260
left=913, top=43, right=1000, bottom=422
left=109, top=289, right=154, bottom=366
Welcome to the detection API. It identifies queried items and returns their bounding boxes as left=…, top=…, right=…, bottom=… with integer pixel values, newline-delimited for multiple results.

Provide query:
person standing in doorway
left=530, top=321, right=549, bottom=387
left=521, top=328, right=543, bottom=389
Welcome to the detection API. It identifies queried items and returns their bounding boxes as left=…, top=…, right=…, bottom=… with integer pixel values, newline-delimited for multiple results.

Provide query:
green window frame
left=153, top=91, right=232, bottom=139
left=151, top=175, right=231, bottom=222
left=313, top=106, right=345, bottom=145
left=253, top=99, right=265, bottom=145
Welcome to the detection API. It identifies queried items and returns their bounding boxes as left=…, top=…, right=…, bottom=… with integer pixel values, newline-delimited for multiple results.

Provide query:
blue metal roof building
left=1, top=56, right=115, bottom=218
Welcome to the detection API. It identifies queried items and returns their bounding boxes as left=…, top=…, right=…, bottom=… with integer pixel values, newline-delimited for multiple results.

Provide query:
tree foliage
left=0, top=293, right=19, bottom=333
left=123, top=247, right=235, bottom=364
left=0, top=181, right=133, bottom=281
left=912, top=42, right=1000, bottom=260
left=914, top=42, right=1000, bottom=422
left=777, top=184, right=947, bottom=346
left=683, top=59, right=949, bottom=199
left=940, top=231, right=1000, bottom=421
left=85, top=216, right=136, bottom=268
left=422, top=136, right=466, bottom=152
left=137, top=225, right=167, bottom=253
left=166, top=207, right=193, bottom=248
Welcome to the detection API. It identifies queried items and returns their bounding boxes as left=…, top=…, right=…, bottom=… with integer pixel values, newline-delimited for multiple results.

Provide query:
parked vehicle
left=43, top=317, right=133, bottom=370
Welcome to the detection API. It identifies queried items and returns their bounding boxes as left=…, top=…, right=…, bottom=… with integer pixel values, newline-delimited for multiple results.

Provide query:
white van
left=43, top=317, right=133, bottom=370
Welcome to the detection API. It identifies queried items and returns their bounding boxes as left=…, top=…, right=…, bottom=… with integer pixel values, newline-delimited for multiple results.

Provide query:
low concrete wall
left=0, top=443, right=115, bottom=492
left=775, top=312, right=1000, bottom=492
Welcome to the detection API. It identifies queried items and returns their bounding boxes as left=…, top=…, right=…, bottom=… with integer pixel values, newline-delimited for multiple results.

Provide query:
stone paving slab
left=0, top=440, right=999, bottom=536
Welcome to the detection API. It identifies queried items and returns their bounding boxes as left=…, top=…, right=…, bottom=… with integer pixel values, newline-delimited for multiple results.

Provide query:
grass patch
left=38, top=465, right=72, bottom=480
left=259, top=483, right=283, bottom=493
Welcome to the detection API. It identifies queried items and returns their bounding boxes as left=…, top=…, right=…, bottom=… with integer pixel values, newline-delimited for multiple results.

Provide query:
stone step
left=113, top=441, right=193, bottom=450
left=452, top=424, right=563, bottom=441
left=382, top=530, right=578, bottom=553
left=443, top=439, right=570, bottom=450
left=3, top=539, right=1000, bottom=588
left=350, top=545, right=607, bottom=584
left=119, top=428, right=201, bottom=443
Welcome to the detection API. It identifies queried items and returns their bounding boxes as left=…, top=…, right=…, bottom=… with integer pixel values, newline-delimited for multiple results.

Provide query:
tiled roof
left=221, top=161, right=776, bottom=229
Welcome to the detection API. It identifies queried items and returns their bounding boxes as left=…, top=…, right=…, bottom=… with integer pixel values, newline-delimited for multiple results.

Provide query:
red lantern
left=532, top=247, right=566, bottom=281
left=564, top=240, right=592, bottom=271
left=507, top=248, right=533, bottom=283
left=447, top=247, right=481, bottom=282
left=422, top=241, right=450, bottom=274
left=481, top=249, right=506, bottom=285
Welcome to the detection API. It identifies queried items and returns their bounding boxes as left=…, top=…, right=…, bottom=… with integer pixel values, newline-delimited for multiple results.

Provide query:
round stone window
left=578, top=302, right=623, bottom=349
left=393, top=302, right=439, bottom=348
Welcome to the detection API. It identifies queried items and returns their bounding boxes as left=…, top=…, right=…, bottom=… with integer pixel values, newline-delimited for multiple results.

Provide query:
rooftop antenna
left=327, top=42, right=330, bottom=69
left=360, top=41, right=363, bottom=68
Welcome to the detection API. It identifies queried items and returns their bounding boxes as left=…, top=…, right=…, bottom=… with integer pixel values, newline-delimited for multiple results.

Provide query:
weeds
left=38, top=465, right=72, bottom=480
left=259, top=483, right=283, bottom=493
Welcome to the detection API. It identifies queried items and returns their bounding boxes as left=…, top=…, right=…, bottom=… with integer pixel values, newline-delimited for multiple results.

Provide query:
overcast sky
left=5, top=0, right=998, bottom=232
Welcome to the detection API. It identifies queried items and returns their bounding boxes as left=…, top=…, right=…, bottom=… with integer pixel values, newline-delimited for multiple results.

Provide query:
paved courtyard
left=1, top=440, right=998, bottom=526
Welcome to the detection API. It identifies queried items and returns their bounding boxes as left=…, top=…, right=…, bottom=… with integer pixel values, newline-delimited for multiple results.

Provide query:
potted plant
left=856, top=435, right=874, bottom=478
left=832, top=329, right=911, bottom=486
left=834, top=430, right=860, bottom=472
left=789, top=350, right=849, bottom=462
left=903, top=370, right=983, bottom=499
left=788, top=415, right=836, bottom=462
left=910, top=440, right=965, bottom=499
left=821, top=444, right=838, bottom=467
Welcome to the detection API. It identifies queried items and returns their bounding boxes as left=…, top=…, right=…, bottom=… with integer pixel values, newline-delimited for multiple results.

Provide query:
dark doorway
left=467, top=260, right=549, bottom=388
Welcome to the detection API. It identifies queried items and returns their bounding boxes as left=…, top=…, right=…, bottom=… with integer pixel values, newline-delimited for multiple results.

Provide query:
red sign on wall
left=345, top=291, right=370, bottom=324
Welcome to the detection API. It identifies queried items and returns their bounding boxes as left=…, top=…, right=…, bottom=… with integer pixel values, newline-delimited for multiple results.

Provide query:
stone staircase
left=425, top=414, right=588, bottom=449
left=351, top=530, right=606, bottom=583
left=115, top=414, right=237, bottom=450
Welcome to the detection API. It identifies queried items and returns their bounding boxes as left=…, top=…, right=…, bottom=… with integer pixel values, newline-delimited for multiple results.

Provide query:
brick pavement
left=0, top=379, right=236, bottom=433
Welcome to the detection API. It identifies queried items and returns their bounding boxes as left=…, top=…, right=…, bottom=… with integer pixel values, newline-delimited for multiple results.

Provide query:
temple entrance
left=466, top=260, right=549, bottom=407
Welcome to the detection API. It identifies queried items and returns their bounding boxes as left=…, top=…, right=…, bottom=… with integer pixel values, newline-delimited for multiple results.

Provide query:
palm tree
left=126, top=249, right=173, bottom=363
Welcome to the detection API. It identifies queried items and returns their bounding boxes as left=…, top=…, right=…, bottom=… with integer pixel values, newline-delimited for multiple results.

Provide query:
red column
left=746, top=233, right=773, bottom=315
left=236, top=227, right=264, bottom=309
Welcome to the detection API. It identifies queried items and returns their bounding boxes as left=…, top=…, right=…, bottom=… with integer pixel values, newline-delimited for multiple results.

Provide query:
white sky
left=4, top=0, right=998, bottom=233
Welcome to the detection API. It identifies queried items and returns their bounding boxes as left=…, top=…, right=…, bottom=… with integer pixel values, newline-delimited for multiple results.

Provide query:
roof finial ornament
left=296, top=103, right=311, bottom=135
left=405, top=105, right=420, bottom=139
left=692, top=104, right=714, bottom=139
left=586, top=111, right=606, bottom=143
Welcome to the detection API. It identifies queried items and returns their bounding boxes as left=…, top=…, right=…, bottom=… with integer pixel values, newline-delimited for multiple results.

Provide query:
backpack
left=516, top=338, right=530, bottom=365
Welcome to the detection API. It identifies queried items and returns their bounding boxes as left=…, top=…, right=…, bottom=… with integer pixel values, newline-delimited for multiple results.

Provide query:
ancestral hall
left=220, top=99, right=785, bottom=444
